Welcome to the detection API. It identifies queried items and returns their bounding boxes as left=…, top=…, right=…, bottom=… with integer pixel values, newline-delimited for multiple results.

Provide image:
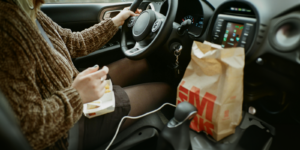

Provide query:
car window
left=44, top=0, right=134, bottom=3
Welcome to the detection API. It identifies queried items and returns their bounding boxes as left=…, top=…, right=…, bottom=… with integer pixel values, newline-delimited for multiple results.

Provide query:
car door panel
left=40, top=3, right=133, bottom=70
left=41, top=3, right=131, bottom=31
left=73, top=41, right=135, bottom=72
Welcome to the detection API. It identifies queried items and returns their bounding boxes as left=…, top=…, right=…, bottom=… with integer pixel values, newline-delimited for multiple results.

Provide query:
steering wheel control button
left=127, top=17, right=137, bottom=28
left=152, top=20, right=162, bottom=32
left=132, top=10, right=156, bottom=41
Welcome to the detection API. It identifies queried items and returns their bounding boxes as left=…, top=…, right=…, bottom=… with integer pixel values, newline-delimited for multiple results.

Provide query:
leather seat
left=0, top=91, right=32, bottom=150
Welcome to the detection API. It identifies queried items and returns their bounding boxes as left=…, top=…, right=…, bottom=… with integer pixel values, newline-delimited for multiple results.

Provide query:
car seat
left=0, top=91, right=32, bottom=150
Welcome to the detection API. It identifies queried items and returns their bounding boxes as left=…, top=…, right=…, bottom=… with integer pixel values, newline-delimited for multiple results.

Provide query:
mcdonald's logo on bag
left=177, top=81, right=217, bottom=136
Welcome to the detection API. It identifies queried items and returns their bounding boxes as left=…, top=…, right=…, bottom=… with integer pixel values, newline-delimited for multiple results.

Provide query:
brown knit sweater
left=0, top=0, right=119, bottom=150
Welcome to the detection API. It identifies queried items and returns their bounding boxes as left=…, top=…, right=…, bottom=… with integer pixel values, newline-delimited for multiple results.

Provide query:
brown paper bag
left=176, top=41, right=245, bottom=141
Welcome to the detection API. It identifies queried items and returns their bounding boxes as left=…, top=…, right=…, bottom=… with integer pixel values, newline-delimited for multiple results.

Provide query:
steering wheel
left=121, top=0, right=178, bottom=60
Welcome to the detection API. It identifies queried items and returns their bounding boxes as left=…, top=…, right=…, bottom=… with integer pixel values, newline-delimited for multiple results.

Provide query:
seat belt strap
left=36, top=20, right=55, bottom=49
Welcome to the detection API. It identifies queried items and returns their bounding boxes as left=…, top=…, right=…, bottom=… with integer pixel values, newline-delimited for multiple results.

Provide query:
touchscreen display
left=221, top=22, right=244, bottom=48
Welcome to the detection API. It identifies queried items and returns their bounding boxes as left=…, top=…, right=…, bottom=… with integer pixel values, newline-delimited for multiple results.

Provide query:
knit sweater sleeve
left=37, top=11, right=119, bottom=58
left=0, top=28, right=83, bottom=150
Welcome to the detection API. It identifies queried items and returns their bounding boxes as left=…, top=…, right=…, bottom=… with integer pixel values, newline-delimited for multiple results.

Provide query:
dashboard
left=159, top=0, right=300, bottom=63
left=158, top=0, right=300, bottom=83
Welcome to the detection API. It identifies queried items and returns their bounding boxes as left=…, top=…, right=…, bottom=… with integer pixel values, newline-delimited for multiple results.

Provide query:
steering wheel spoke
left=134, top=42, right=146, bottom=49
left=125, top=42, right=145, bottom=55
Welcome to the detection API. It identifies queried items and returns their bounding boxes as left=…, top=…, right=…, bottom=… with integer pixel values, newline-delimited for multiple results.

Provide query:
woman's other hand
left=72, top=65, right=109, bottom=104
left=112, top=7, right=142, bottom=27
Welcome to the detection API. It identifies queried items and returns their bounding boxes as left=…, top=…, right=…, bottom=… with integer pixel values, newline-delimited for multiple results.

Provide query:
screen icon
left=224, top=38, right=227, bottom=42
left=226, top=30, right=229, bottom=34
left=230, top=38, right=234, bottom=42
left=224, top=34, right=228, bottom=38
left=236, top=37, right=240, bottom=42
left=233, top=33, right=236, bottom=37
left=234, top=29, right=237, bottom=33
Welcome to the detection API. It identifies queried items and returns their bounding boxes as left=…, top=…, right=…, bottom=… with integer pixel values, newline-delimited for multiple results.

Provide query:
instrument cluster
left=161, top=0, right=204, bottom=37
left=180, top=14, right=204, bottom=36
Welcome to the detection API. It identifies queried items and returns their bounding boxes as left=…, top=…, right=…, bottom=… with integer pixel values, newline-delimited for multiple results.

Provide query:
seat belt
left=36, top=20, right=81, bottom=150
left=36, top=20, right=55, bottom=49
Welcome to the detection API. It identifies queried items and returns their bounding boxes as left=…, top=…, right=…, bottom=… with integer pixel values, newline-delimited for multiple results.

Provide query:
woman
left=0, top=0, right=174, bottom=150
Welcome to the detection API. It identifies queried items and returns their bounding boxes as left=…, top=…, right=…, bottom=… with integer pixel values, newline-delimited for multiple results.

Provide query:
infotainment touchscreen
left=221, top=22, right=244, bottom=48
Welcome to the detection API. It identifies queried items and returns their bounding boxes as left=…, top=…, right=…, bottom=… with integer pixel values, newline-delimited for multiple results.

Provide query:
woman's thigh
left=120, top=82, right=176, bottom=130
left=107, top=58, right=152, bottom=87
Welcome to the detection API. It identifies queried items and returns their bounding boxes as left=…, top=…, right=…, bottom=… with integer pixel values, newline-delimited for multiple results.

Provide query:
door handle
left=103, top=10, right=122, bottom=20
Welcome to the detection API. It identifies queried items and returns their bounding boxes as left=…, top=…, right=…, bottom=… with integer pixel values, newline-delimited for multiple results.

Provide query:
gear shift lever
left=157, top=102, right=197, bottom=150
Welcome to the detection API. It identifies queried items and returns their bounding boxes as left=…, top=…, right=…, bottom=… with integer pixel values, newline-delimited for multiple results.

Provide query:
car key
left=174, top=45, right=183, bottom=75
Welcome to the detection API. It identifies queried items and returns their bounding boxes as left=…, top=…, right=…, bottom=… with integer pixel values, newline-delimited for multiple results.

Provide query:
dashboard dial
left=182, top=15, right=194, bottom=24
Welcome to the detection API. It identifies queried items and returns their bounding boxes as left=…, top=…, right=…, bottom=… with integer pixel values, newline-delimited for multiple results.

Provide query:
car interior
left=1, top=0, right=300, bottom=150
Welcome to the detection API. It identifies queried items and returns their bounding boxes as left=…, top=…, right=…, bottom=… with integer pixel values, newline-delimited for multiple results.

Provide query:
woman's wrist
left=112, top=17, right=123, bottom=27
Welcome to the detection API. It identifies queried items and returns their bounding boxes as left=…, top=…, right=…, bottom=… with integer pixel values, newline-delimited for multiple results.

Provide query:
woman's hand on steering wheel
left=72, top=65, right=109, bottom=104
left=112, top=7, right=142, bottom=27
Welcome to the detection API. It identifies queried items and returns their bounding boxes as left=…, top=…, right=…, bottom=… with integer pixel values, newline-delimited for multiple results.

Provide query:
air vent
left=269, top=19, right=300, bottom=52
left=268, top=11, right=300, bottom=52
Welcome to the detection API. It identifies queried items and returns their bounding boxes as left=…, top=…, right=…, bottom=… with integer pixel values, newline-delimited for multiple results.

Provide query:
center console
left=211, top=14, right=256, bottom=51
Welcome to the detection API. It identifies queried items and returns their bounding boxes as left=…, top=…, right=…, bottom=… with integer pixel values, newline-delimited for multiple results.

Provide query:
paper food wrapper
left=83, top=80, right=115, bottom=119
left=176, top=41, right=245, bottom=141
